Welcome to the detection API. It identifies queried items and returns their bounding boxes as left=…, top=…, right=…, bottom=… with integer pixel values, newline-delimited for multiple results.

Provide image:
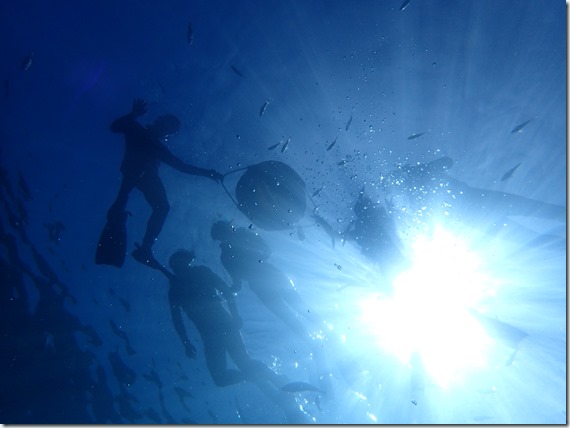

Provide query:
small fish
left=407, top=132, right=425, bottom=140
left=267, top=142, right=281, bottom=150
left=281, top=138, right=290, bottom=153
left=281, top=381, right=324, bottom=393
left=326, top=136, right=338, bottom=151
left=500, top=163, right=521, bottom=182
left=259, top=99, right=270, bottom=117
left=312, top=186, right=324, bottom=197
left=337, top=159, right=348, bottom=166
left=187, top=22, right=194, bottom=45
left=345, top=114, right=353, bottom=131
left=399, top=0, right=411, bottom=11
left=21, top=52, right=34, bottom=71
left=411, top=400, right=417, bottom=405
left=510, top=118, right=533, bottom=134
left=230, top=65, right=245, bottom=78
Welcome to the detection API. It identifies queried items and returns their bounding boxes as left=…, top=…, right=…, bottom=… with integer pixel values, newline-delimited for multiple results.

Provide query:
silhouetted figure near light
left=95, top=99, right=223, bottom=268
left=211, top=221, right=318, bottom=343
left=343, top=190, right=410, bottom=281
left=144, top=249, right=310, bottom=423
left=382, top=156, right=565, bottom=249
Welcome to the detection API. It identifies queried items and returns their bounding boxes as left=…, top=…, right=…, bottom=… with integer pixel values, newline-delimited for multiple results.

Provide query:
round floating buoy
left=235, top=161, right=306, bottom=231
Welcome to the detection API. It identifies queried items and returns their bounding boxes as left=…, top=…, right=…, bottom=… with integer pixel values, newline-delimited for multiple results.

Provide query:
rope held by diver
left=219, top=166, right=250, bottom=210
left=220, top=178, right=240, bottom=210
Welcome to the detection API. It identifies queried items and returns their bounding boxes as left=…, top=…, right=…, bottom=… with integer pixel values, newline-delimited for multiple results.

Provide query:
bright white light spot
left=360, top=226, right=494, bottom=387
left=367, top=412, right=378, bottom=422
left=353, top=391, right=368, bottom=401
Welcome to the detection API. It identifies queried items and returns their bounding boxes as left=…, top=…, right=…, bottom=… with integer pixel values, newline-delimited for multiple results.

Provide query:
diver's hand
left=131, top=98, right=149, bottom=117
left=206, top=169, right=223, bottom=183
left=184, top=343, right=197, bottom=359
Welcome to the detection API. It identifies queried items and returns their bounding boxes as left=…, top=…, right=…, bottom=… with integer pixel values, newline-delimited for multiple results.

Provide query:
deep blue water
left=0, top=0, right=566, bottom=424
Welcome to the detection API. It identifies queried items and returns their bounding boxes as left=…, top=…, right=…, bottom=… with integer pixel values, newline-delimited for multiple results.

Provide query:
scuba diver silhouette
left=95, top=99, right=223, bottom=267
left=211, top=220, right=334, bottom=397
left=343, top=190, right=411, bottom=281
left=381, top=156, right=565, bottom=248
left=210, top=220, right=319, bottom=343
left=142, top=249, right=311, bottom=423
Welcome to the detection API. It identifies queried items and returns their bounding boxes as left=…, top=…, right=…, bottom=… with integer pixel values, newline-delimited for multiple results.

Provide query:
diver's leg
left=250, top=276, right=312, bottom=342
left=225, top=326, right=286, bottom=387
left=480, top=190, right=564, bottom=221
left=224, top=326, right=312, bottom=423
left=107, top=175, right=136, bottom=220
left=136, top=173, right=170, bottom=251
left=203, top=338, right=246, bottom=387
left=452, top=180, right=565, bottom=222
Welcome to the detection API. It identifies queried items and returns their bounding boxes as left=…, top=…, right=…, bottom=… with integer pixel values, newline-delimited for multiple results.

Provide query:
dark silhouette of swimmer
left=211, top=221, right=318, bottom=343
left=144, top=249, right=310, bottom=423
left=383, top=156, right=565, bottom=248
left=343, top=190, right=410, bottom=281
left=102, top=99, right=223, bottom=266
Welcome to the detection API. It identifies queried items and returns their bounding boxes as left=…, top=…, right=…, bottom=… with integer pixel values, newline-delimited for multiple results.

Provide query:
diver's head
left=211, top=220, right=234, bottom=241
left=150, top=114, right=181, bottom=139
left=169, top=249, right=195, bottom=275
left=354, top=194, right=373, bottom=217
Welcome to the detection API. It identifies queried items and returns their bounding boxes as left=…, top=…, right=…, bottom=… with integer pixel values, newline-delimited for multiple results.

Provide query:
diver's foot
left=132, top=243, right=154, bottom=266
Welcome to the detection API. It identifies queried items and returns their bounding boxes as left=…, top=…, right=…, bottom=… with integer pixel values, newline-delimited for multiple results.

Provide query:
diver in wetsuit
left=382, top=156, right=565, bottom=248
left=97, top=99, right=223, bottom=267
left=210, top=221, right=318, bottom=343
left=162, top=249, right=279, bottom=386
left=343, top=191, right=410, bottom=281
left=144, top=249, right=310, bottom=423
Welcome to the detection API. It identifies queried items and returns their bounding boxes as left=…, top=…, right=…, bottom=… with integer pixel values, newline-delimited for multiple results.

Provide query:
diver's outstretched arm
left=156, top=146, right=223, bottom=182
left=110, top=99, right=148, bottom=133
left=449, top=177, right=565, bottom=222
left=170, top=301, right=197, bottom=359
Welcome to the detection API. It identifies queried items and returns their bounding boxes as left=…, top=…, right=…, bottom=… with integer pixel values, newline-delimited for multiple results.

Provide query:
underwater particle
left=326, top=137, right=338, bottom=151
left=21, top=51, right=34, bottom=71
left=312, top=186, right=324, bottom=197
left=407, top=132, right=425, bottom=140
left=510, top=118, right=534, bottom=133
left=345, top=114, right=353, bottom=131
left=500, top=163, right=521, bottom=182
left=187, top=21, right=194, bottom=45
left=259, top=99, right=270, bottom=117
left=230, top=65, right=245, bottom=77
left=399, top=0, right=411, bottom=11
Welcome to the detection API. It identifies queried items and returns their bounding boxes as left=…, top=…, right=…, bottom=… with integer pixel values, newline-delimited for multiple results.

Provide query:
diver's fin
left=95, top=211, right=128, bottom=267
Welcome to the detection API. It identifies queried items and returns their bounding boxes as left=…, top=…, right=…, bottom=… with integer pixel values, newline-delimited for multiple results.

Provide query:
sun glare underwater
left=0, top=0, right=566, bottom=424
